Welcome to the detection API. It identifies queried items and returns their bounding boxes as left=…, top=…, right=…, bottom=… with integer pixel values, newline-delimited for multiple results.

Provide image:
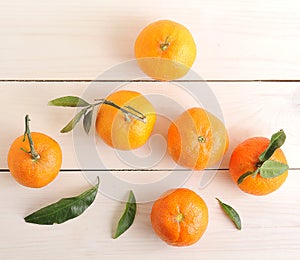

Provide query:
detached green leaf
left=24, top=178, right=99, bottom=225
left=113, top=190, right=137, bottom=239
left=260, top=160, right=289, bottom=178
left=48, top=96, right=90, bottom=107
left=216, top=198, right=241, bottom=230
left=83, top=110, right=93, bottom=134
left=259, top=130, right=286, bottom=162
left=61, top=108, right=87, bottom=133
left=237, top=171, right=253, bottom=185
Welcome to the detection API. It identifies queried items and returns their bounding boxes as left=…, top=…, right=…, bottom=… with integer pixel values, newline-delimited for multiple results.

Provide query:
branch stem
left=22, top=115, right=40, bottom=161
left=94, top=99, right=147, bottom=123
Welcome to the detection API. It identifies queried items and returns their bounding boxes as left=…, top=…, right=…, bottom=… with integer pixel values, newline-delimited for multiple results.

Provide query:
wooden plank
left=0, top=170, right=299, bottom=259
left=0, top=0, right=300, bottom=80
left=0, top=82, right=299, bottom=170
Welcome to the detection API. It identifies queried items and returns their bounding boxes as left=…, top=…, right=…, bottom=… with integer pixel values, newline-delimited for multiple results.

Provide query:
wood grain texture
left=0, top=170, right=299, bottom=259
left=0, top=82, right=298, bottom=170
left=0, top=0, right=300, bottom=80
left=1, top=0, right=300, bottom=258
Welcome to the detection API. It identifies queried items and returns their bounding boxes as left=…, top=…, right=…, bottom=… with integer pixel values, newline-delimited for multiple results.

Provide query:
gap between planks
left=0, top=168, right=229, bottom=172
left=1, top=79, right=300, bottom=83
left=0, top=168, right=299, bottom=173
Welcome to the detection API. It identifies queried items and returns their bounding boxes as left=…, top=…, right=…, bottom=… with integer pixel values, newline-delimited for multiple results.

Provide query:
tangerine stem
left=22, top=115, right=40, bottom=161
left=160, top=36, right=170, bottom=51
left=94, top=99, right=147, bottom=123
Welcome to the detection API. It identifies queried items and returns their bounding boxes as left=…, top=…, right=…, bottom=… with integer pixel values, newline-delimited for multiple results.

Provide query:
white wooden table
left=0, top=1, right=300, bottom=259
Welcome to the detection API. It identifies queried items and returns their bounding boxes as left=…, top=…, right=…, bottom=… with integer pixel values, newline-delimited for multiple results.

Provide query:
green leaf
left=48, top=96, right=90, bottom=107
left=259, top=130, right=286, bottom=162
left=260, top=160, right=289, bottom=178
left=113, top=190, right=137, bottom=239
left=83, top=109, right=93, bottom=134
left=24, top=178, right=99, bottom=225
left=216, top=198, right=241, bottom=230
left=60, top=108, right=87, bottom=133
left=237, top=171, right=253, bottom=185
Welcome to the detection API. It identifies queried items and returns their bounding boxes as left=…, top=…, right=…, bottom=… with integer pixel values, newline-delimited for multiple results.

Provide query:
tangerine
left=151, top=188, right=208, bottom=246
left=167, top=108, right=228, bottom=170
left=7, top=115, right=62, bottom=188
left=95, top=90, right=156, bottom=150
left=229, top=137, right=288, bottom=195
left=135, top=20, right=197, bottom=81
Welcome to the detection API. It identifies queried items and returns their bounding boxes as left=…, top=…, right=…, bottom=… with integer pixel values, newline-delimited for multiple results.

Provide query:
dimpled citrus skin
left=8, top=132, right=62, bottom=188
left=95, top=90, right=156, bottom=150
left=229, top=137, right=288, bottom=195
left=151, top=188, right=208, bottom=247
left=135, top=20, right=197, bottom=81
left=167, top=108, right=229, bottom=170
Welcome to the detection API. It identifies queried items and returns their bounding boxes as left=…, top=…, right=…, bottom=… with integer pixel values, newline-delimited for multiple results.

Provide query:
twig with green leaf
left=237, top=130, right=289, bottom=184
left=48, top=96, right=147, bottom=134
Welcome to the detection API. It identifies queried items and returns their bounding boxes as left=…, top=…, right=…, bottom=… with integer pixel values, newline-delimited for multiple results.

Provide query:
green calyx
left=175, top=212, right=184, bottom=222
left=198, top=136, right=206, bottom=143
